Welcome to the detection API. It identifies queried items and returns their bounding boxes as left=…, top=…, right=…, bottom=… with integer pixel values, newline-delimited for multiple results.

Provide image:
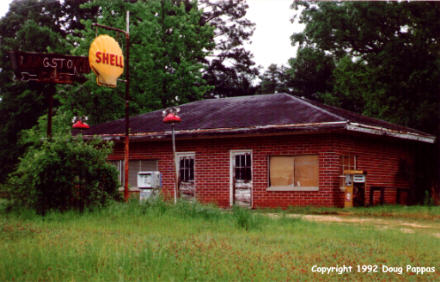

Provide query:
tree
left=256, top=48, right=334, bottom=98
left=0, top=1, right=63, bottom=183
left=2, top=109, right=121, bottom=214
left=5, top=133, right=120, bottom=214
left=257, top=64, right=289, bottom=94
left=0, top=0, right=98, bottom=183
left=320, top=56, right=367, bottom=114
left=291, top=1, right=440, bottom=201
left=58, top=0, right=214, bottom=124
left=199, top=0, right=259, bottom=97
left=291, top=1, right=440, bottom=134
left=286, top=47, right=334, bottom=100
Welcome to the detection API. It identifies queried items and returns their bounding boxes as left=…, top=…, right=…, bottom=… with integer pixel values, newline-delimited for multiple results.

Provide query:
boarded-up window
left=269, top=155, right=318, bottom=187
left=270, top=156, right=294, bottom=186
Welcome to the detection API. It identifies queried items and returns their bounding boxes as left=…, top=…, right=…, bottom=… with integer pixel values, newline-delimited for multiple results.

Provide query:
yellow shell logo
left=89, top=35, right=124, bottom=87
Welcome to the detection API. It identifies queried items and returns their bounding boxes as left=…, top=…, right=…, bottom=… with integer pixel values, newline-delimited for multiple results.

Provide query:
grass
left=1, top=199, right=439, bottom=281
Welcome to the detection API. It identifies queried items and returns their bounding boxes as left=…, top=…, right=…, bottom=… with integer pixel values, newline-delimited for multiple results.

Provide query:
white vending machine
left=137, top=171, right=161, bottom=201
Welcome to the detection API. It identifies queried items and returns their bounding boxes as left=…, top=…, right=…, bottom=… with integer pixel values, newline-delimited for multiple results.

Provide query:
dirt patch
left=267, top=213, right=440, bottom=238
left=400, top=228, right=415, bottom=234
left=399, top=222, right=432, bottom=229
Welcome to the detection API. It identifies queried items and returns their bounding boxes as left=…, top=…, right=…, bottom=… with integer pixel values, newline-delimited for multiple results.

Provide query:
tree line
left=259, top=1, right=439, bottom=137
left=0, top=0, right=439, bottom=184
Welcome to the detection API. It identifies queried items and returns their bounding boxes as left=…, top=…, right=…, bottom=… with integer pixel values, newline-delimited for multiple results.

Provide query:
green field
left=1, top=200, right=439, bottom=281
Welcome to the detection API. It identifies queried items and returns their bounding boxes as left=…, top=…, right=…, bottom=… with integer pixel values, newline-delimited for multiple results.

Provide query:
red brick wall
left=109, top=132, right=415, bottom=208
left=335, top=134, right=414, bottom=206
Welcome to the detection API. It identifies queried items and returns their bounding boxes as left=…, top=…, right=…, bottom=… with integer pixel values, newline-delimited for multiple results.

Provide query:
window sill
left=267, top=186, right=319, bottom=192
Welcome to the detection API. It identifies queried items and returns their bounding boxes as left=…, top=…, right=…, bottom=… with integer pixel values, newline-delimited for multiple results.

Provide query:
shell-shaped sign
left=89, top=35, right=124, bottom=87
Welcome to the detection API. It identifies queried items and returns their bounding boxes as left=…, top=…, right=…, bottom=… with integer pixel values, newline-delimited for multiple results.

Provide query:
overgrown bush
left=5, top=135, right=120, bottom=214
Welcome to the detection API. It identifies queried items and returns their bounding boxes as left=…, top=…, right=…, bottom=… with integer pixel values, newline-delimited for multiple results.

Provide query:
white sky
left=0, top=1, right=10, bottom=19
left=246, top=0, right=303, bottom=69
left=0, top=0, right=303, bottom=70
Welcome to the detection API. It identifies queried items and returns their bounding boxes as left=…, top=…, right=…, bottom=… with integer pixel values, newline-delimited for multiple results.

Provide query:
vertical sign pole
left=123, top=11, right=131, bottom=202
left=47, top=92, right=53, bottom=139
left=172, top=123, right=177, bottom=204
left=92, top=14, right=131, bottom=202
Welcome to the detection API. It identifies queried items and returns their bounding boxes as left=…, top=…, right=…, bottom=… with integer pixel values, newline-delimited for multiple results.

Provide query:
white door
left=176, top=152, right=196, bottom=201
left=230, top=150, right=252, bottom=207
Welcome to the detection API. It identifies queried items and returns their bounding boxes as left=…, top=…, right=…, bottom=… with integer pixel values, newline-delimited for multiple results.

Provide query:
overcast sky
left=0, top=0, right=303, bottom=70
left=246, top=0, right=303, bottom=69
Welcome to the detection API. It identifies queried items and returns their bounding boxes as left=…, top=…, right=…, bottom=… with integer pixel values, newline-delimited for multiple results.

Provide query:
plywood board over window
left=295, top=155, right=318, bottom=187
left=268, top=155, right=319, bottom=191
left=270, top=156, right=294, bottom=186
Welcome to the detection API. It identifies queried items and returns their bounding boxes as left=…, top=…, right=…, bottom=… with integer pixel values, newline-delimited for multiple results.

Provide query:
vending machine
left=341, top=170, right=366, bottom=208
left=137, top=171, right=161, bottom=201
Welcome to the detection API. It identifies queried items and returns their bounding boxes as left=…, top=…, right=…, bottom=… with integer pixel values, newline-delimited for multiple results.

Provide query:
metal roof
left=81, top=93, right=435, bottom=143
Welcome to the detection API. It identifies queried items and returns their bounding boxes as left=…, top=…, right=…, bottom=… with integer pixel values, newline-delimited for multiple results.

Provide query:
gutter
left=83, top=120, right=435, bottom=144
left=84, top=121, right=347, bottom=141
left=345, top=122, right=435, bottom=144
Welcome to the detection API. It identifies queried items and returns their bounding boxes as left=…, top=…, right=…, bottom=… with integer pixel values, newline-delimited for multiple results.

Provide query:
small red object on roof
left=163, top=113, right=181, bottom=123
left=72, top=120, right=90, bottom=129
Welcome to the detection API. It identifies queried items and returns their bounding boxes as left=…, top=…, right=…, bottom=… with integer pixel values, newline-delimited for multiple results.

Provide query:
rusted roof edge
left=83, top=121, right=347, bottom=140
left=346, top=123, right=436, bottom=144
left=83, top=120, right=435, bottom=144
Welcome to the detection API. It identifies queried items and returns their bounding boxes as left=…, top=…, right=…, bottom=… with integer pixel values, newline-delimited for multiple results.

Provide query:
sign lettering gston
left=89, top=35, right=124, bottom=87
left=8, top=51, right=90, bottom=84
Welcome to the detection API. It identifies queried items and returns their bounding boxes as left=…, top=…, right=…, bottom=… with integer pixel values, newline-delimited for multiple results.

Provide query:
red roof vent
left=72, top=120, right=90, bottom=129
left=163, top=113, right=181, bottom=123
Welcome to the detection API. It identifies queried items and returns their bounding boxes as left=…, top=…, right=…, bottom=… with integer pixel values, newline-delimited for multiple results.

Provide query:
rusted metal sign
left=8, top=51, right=91, bottom=84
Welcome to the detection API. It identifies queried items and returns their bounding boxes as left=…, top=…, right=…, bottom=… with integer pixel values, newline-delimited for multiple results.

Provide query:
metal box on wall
left=137, top=171, right=161, bottom=189
left=138, top=171, right=161, bottom=201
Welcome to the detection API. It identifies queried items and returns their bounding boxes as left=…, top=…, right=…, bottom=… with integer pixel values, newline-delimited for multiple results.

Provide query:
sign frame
left=8, top=51, right=90, bottom=84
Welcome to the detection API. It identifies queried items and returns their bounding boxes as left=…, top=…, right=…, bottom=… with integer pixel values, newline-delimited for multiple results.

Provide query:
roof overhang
left=83, top=121, right=347, bottom=141
left=82, top=121, right=435, bottom=144
left=345, top=122, right=435, bottom=144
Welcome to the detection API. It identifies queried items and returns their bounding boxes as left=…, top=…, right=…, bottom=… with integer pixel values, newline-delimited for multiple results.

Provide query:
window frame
left=229, top=150, right=253, bottom=207
left=109, top=160, right=123, bottom=186
left=234, top=153, right=252, bottom=183
left=267, top=154, right=319, bottom=192
left=176, top=152, right=196, bottom=184
left=108, top=159, right=158, bottom=191
left=341, top=154, right=357, bottom=173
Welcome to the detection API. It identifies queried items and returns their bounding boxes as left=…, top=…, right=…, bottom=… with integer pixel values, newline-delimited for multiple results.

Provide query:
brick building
left=82, top=93, right=435, bottom=208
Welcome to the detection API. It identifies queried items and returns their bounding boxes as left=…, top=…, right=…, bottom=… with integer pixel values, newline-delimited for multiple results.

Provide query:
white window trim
left=176, top=152, right=196, bottom=197
left=229, top=150, right=253, bottom=207
left=175, top=152, right=196, bottom=179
